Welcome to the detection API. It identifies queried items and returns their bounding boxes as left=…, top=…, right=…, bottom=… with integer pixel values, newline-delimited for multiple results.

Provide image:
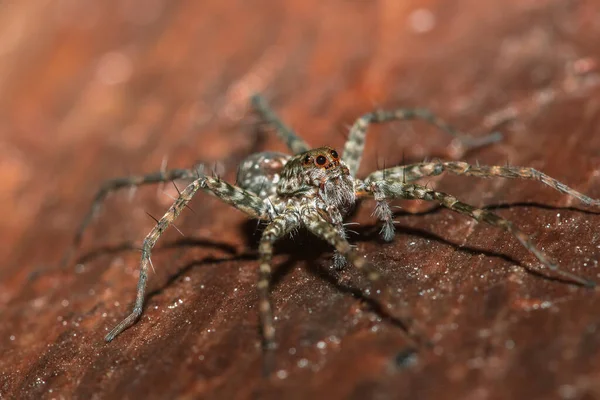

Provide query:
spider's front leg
left=364, top=179, right=596, bottom=287
left=301, top=209, right=425, bottom=344
left=366, top=160, right=600, bottom=207
left=256, top=212, right=301, bottom=351
left=342, top=108, right=503, bottom=177
left=62, top=167, right=197, bottom=268
left=104, top=173, right=270, bottom=342
left=364, top=160, right=600, bottom=241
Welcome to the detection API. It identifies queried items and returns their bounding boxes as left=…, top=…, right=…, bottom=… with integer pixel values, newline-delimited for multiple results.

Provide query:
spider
left=67, top=94, right=598, bottom=362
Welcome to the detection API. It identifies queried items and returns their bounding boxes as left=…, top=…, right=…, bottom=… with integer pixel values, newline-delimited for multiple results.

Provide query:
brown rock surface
left=2, top=1, right=600, bottom=399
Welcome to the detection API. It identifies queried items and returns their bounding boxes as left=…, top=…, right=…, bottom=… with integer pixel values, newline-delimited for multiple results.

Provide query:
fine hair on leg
left=62, top=168, right=196, bottom=268
left=250, top=94, right=311, bottom=155
left=105, top=174, right=271, bottom=342
left=342, top=108, right=502, bottom=177
left=301, top=208, right=425, bottom=344
left=366, top=180, right=595, bottom=287
left=256, top=212, right=301, bottom=374
left=365, top=161, right=600, bottom=207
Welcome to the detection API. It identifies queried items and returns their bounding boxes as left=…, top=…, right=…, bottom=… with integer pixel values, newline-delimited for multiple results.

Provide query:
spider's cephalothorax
left=67, top=93, right=599, bottom=374
left=237, top=146, right=355, bottom=216
left=276, top=146, right=355, bottom=216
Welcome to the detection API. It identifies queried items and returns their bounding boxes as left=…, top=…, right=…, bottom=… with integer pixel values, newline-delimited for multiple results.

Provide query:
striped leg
left=342, top=109, right=502, bottom=177
left=62, top=168, right=196, bottom=268
left=301, top=209, right=424, bottom=344
left=250, top=94, right=311, bottom=154
left=257, top=212, right=301, bottom=374
left=357, top=162, right=444, bottom=242
left=363, top=161, right=600, bottom=241
left=365, top=161, right=600, bottom=207
left=357, top=163, right=441, bottom=242
left=364, top=162, right=444, bottom=184
left=105, top=175, right=271, bottom=342
left=367, top=181, right=596, bottom=287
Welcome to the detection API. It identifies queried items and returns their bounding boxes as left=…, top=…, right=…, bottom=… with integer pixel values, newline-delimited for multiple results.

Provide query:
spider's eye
left=303, top=155, right=311, bottom=164
left=330, top=149, right=338, bottom=159
left=315, top=155, right=327, bottom=166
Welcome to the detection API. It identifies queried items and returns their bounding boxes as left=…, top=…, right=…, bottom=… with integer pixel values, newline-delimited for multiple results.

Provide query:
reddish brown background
left=2, top=1, right=600, bottom=399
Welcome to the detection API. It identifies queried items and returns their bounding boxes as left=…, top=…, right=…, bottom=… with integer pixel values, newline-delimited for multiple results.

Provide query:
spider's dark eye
left=303, top=155, right=311, bottom=164
left=315, top=155, right=327, bottom=166
left=330, top=149, right=338, bottom=159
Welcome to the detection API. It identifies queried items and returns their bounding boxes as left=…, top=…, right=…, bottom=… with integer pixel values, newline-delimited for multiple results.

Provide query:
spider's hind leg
left=250, top=94, right=311, bottom=155
left=342, top=108, right=502, bottom=177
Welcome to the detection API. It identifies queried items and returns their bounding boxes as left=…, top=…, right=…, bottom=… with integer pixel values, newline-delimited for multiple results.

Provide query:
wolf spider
left=67, top=94, right=598, bottom=361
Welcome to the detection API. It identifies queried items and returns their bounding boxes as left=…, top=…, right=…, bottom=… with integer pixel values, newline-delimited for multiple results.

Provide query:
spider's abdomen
left=236, top=151, right=290, bottom=199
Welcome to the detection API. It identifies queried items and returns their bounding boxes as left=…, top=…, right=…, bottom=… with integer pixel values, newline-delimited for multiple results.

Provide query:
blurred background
left=1, top=0, right=600, bottom=399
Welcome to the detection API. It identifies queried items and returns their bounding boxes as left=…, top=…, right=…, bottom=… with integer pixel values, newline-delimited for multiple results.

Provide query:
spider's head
left=279, top=146, right=356, bottom=214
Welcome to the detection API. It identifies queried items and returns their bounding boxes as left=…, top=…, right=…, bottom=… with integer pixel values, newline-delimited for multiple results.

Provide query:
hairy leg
left=257, top=212, right=301, bottom=354
left=365, top=161, right=600, bottom=207
left=250, top=94, right=311, bottom=154
left=342, top=108, right=502, bottom=177
left=104, top=175, right=271, bottom=342
left=362, top=161, right=600, bottom=241
left=63, top=168, right=197, bottom=268
left=301, top=209, right=424, bottom=344
left=366, top=180, right=596, bottom=287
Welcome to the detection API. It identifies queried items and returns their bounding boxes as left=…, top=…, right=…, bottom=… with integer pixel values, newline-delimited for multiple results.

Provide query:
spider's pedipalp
left=62, top=168, right=197, bottom=268
left=342, top=108, right=501, bottom=177
left=367, top=180, right=596, bottom=287
left=250, top=94, right=311, bottom=154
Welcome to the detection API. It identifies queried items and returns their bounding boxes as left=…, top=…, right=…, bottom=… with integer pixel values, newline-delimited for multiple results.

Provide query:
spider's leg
left=105, top=175, right=271, bottom=343
left=250, top=94, right=311, bottom=154
left=62, top=168, right=196, bottom=268
left=367, top=180, right=596, bottom=287
left=362, top=161, right=600, bottom=241
left=356, top=168, right=424, bottom=242
left=364, top=162, right=443, bottom=184
left=301, top=209, right=425, bottom=345
left=367, top=161, right=600, bottom=207
left=257, top=212, right=301, bottom=371
left=342, top=109, right=502, bottom=177
left=321, top=205, right=349, bottom=270
left=331, top=224, right=350, bottom=270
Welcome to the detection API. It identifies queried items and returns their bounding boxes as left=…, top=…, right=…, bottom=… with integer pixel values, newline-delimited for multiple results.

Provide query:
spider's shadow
left=79, top=199, right=595, bottom=299
left=76, top=199, right=599, bottom=270
left=83, top=199, right=593, bottom=348
left=74, top=237, right=239, bottom=266
left=237, top=199, right=596, bottom=297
